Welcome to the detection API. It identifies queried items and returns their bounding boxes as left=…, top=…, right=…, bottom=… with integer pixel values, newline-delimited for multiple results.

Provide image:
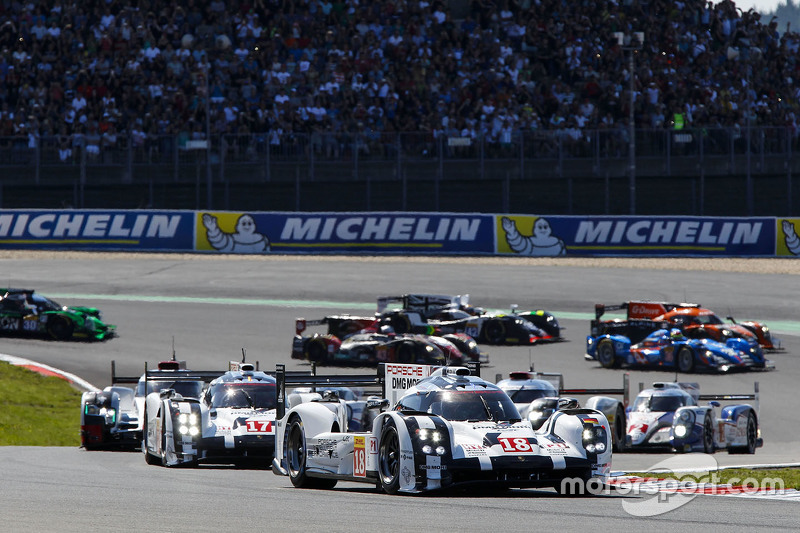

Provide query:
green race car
left=0, top=288, right=116, bottom=341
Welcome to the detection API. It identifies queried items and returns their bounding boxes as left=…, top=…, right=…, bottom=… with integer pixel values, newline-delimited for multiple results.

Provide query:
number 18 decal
left=497, top=437, right=535, bottom=452
left=354, top=436, right=366, bottom=477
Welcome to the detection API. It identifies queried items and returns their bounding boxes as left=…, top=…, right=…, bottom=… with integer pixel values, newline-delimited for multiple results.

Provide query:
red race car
left=607, top=301, right=781, bottom=352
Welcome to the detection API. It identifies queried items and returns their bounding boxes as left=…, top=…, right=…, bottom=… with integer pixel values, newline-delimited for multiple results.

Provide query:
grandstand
left=0, top=0, right=797, bottom=215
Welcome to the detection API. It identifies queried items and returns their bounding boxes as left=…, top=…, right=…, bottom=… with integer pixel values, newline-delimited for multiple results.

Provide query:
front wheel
left=286, top=418, right=336, bottom=489
left=730, top=412, right=758, bottom=454
left=596, top=340, right=618, bottom=369
left=677, top=346, right=695, bottom=373
left=612, top=406, right=626, bottom=452
left=702, top=415, right=715, bottom=454
left=47, top=316, right=74, bottom=340
left=142, top=416, right=160, bottom=465
left=378, top=421, right=401, bottom=494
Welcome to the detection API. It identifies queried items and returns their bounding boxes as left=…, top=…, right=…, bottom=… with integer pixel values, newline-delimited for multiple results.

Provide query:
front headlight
left=582, top=425, right=608, bottom=453
left=674, top=425, right=688, bottom=437
left=417, top=428, right=442, bottom=442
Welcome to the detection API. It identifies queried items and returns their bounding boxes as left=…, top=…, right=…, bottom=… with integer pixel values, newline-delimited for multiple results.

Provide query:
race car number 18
left=354, top=436, right=366, bottom=477
left=497, top=437, right=535, bottom=452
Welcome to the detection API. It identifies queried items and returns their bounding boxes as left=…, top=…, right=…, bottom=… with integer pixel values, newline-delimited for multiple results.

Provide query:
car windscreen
left=633, top=394, right=687, bottom=412
left=30, top=293, right=62, bottom=312
left=140, top=380, right=204, bottom=399
left=210, top=383, right=277, bottom=409
left=417, top=389, right=521, bottom=422
left=505, top=387, right=557, bottom=404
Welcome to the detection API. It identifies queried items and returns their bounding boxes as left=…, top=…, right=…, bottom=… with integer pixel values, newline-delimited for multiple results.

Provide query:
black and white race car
left=80, top=359, right=204, bottom=450
left=496, top=370, right=629, bottom=452
left=273, top=363, right=611, bottom=494
left=142, top=362, right=282, bottom=467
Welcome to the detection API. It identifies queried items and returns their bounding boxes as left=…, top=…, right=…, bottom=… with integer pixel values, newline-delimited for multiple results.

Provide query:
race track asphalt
left=0, top=254, right=798, bottom=530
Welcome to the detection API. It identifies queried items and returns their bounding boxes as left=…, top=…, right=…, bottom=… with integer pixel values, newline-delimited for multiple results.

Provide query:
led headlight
left=189, top=426, right=199, bottom=436
left=582, top=425, right=608, bottom=453
left=422, top=445, right=432, bottom=454
left=435, top=446, right=446, bottom=456
left=179, top=413, right=188, bottom=424
left=674, top=425, right=688, bottom=437
left=179, top=425, right=188, bottom=435
left=417, top=429, right=442, bottom=442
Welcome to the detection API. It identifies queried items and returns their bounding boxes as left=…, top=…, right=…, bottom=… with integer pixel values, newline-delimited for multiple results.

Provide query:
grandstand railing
left=1, top=126, right=797, bottom=186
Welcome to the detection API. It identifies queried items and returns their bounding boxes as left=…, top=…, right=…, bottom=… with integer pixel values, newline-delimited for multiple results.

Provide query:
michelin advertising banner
left=0, top=210, right=193, bottom=250
left=195, top=212, right=495, bottom=254
left=0, top=209, right=795, bottom=257
left=496, top=215, right=778, bottom=257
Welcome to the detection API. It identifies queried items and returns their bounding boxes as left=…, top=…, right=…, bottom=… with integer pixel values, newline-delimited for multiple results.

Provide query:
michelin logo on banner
left=0, top=211, right=192, bottom=250
left=497, top=216, right=775, bottom=256
left=195, top=212, right=494, bottom=254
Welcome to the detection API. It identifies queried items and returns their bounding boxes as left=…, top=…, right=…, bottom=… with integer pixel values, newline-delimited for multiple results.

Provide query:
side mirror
left=709, top=401, right=721, bottom=408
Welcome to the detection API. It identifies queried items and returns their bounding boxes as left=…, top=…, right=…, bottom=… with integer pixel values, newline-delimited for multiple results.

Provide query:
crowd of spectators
left=0, top=0, right=798, bottom=160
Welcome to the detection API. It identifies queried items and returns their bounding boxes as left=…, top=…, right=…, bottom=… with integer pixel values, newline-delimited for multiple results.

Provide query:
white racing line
left=0, top=353, right=98, bottom=392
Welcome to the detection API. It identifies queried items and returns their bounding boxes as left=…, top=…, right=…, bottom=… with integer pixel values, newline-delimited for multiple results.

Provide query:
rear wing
left=295, top=315, right=376, bottom=336
left=377, top=294, right=468, bottom=314
left=276, top=364, right=387, bottom=419
left=276, top=361, right=481, bottom=419
left=495, top=369, right=629, bottom=408
left=639, top=381, right=759, bottom=413
left=594, top=301, right=701, bottom=320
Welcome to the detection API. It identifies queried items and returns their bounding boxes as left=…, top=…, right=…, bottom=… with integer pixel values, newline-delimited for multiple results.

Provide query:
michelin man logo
left=782, top=220, right=800, bottom=256
left=202, top=213, right=271, bottom=253
left=501, top=216, right=566, bottom=256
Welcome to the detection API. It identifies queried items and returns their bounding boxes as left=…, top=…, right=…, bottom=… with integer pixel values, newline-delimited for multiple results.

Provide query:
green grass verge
left=626, top=468, right=800, bottom=490
left=0, top=361, right=82, bottom=446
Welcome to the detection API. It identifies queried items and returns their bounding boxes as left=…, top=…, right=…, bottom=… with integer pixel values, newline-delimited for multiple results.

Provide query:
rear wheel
left=397, top=342, right=416, bottom=363
left=483, top=319, right=505, bottom=344
left=47, top=316, right=74, bottom=340
left=306, top=338, right=328, bottom=364
left=388, top=314, right=411, bottom=334
left=677, top=347, right=695, bottom=373
left=286, top=418, right=336, bottom=489
left=378, top=421, right=401, bottom=494
left=596, top=339, right=618, bottom=369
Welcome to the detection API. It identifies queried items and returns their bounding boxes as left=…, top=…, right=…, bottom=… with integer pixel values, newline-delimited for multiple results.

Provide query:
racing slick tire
left=612, top=406, right=626, bottom=452
left=286, top=417, right=337, bottom=489
left=483, top=319, right=505, bottom=344
left=677, top=346, right=695, bottom=373
left=378, top=420, right=402, bottom=495
left=387, top=314, right=411, bottom=334
left=397, top=342, right=416, bottom=364
left=305, top=338, right=329, bottom=364
left=47, top=316, right=74, bottom=340
left=730, top=412, right=758, bottom=455
left=702, top=414, right=715, bottom=454
left=596, top=340, right=618, bottom=369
